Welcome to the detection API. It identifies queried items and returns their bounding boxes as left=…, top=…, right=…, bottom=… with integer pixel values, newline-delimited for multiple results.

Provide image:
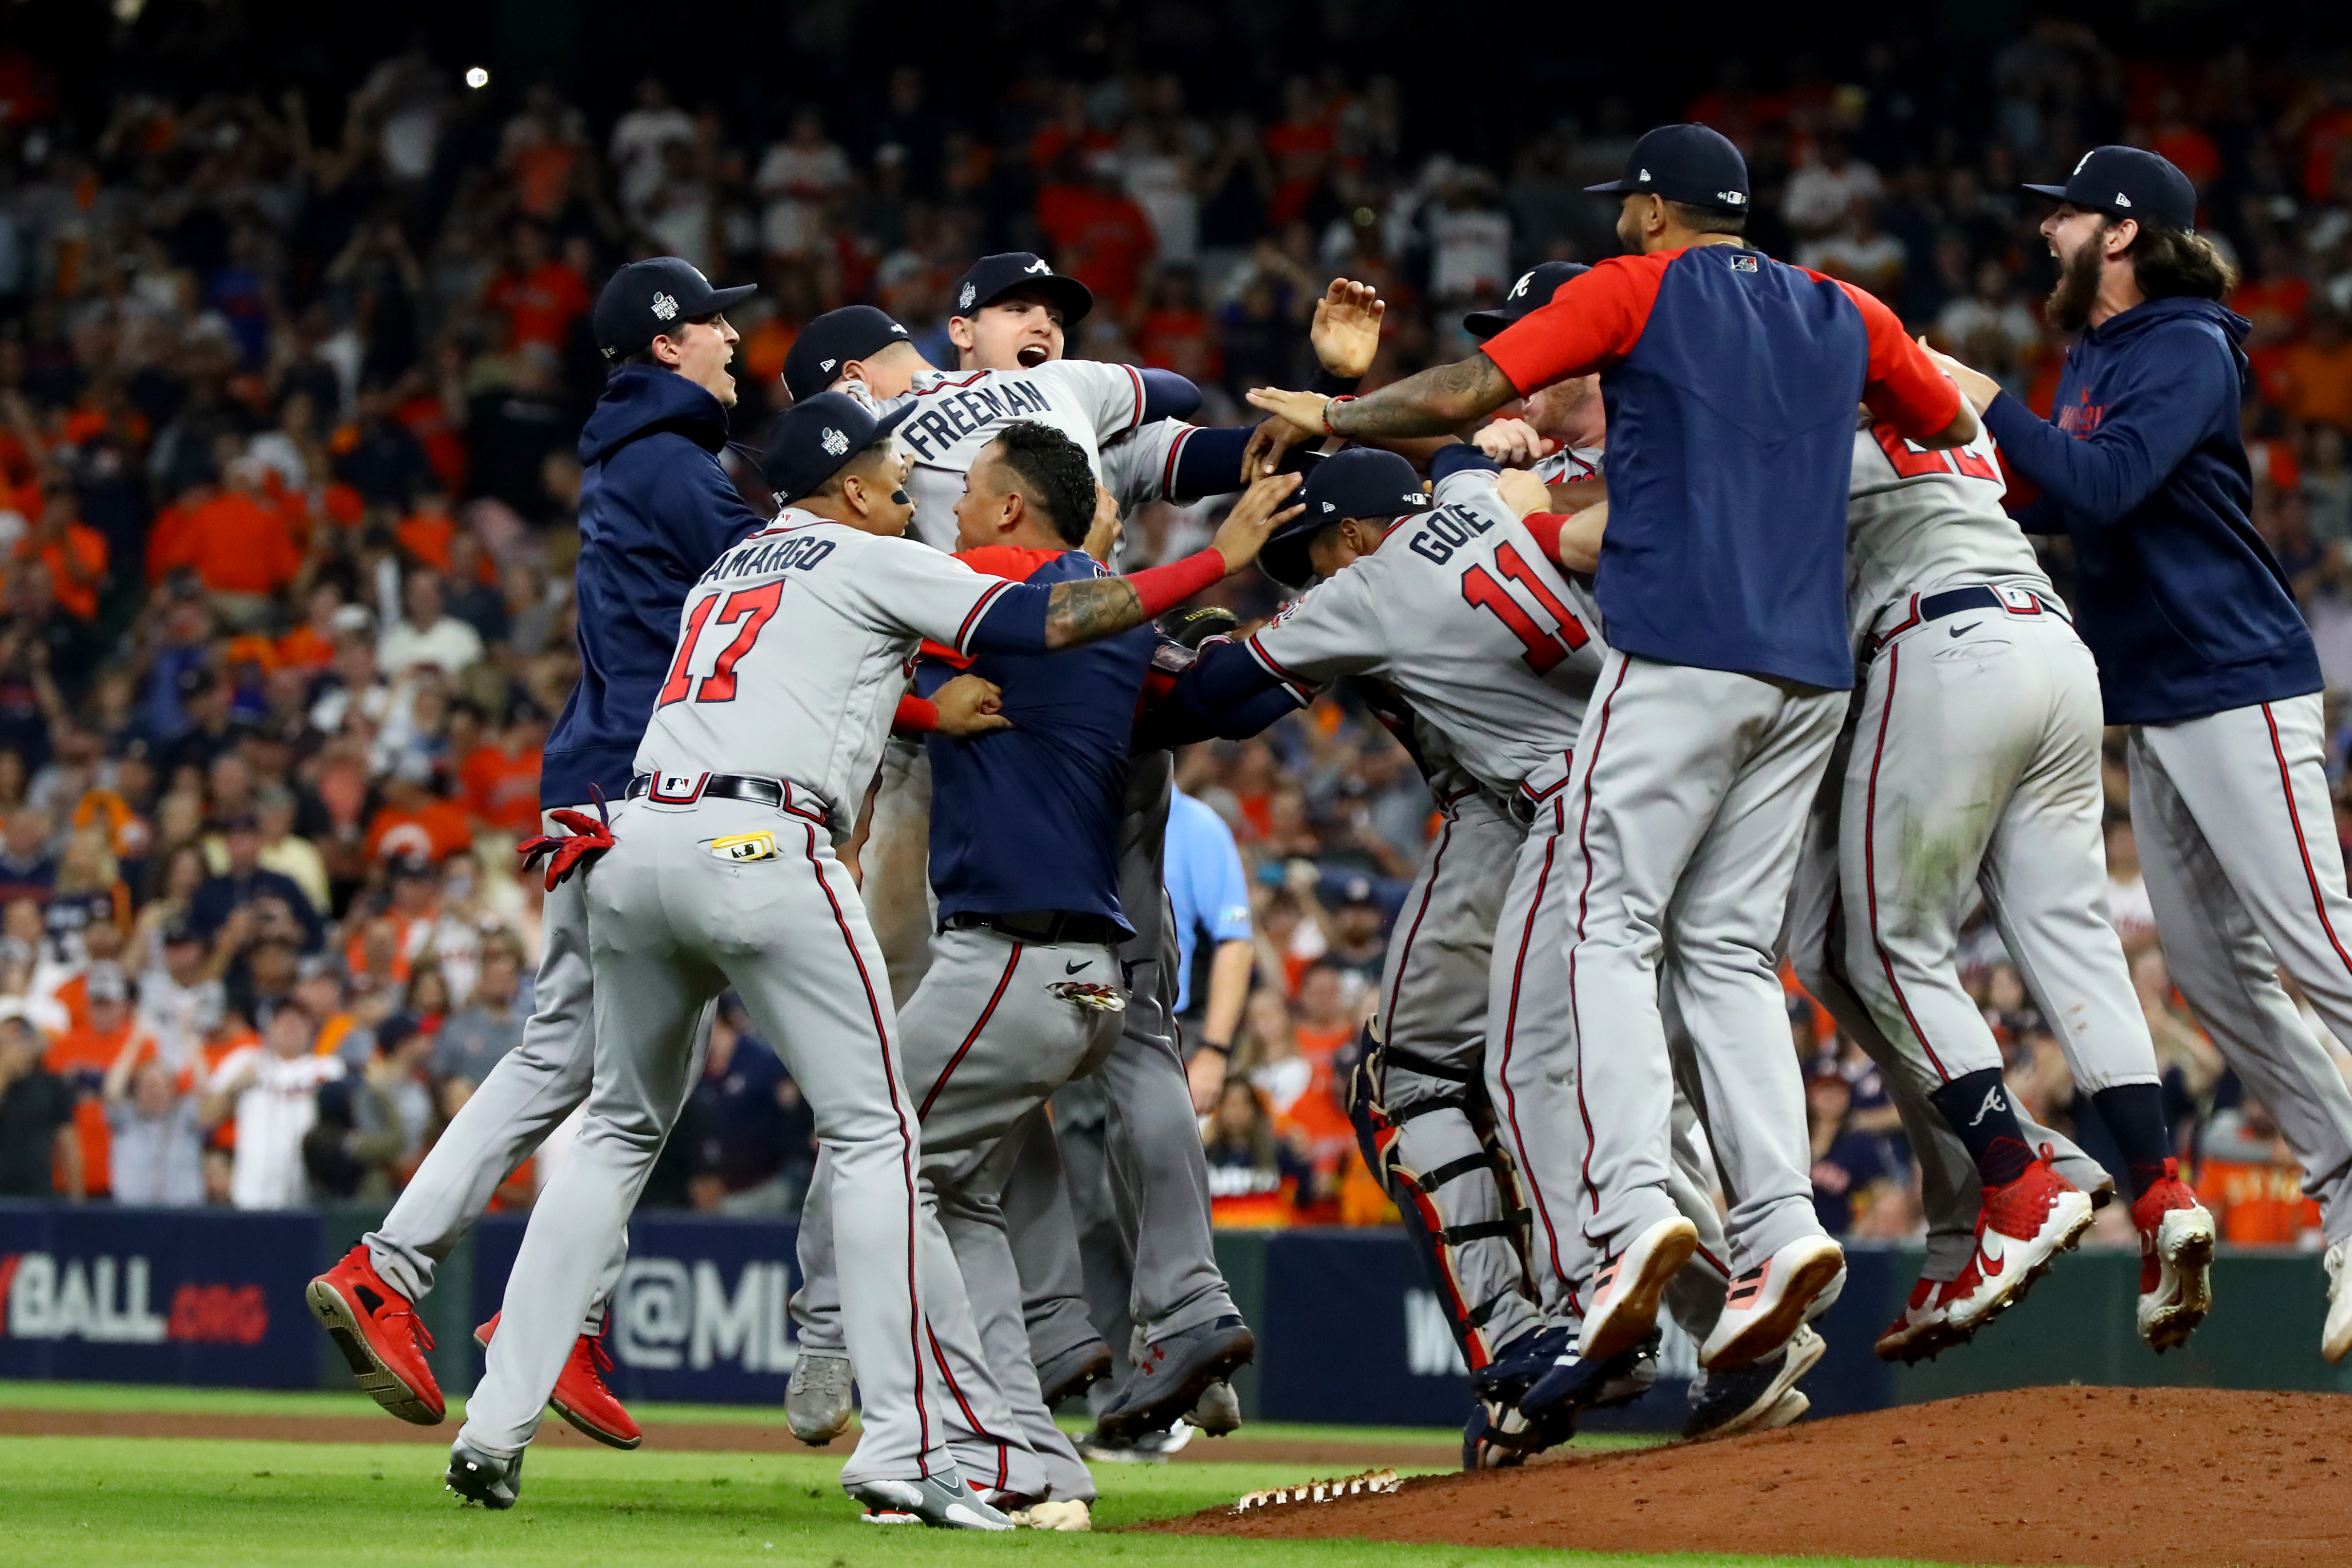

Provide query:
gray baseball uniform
left=462, top=511, right=1029, bottom=1490
left=1784, top=418, right=2145, bottom=1279
left=1237, top=458, right=1733, bottom=1329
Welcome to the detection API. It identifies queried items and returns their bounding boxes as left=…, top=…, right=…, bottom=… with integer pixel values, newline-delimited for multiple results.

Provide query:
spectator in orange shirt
left=2285, top=310, right=2352, bottom=434
left=362, top=764, right=474, bottom=866
left=459, top=710, right=547, bottom=838
left=394, top=486, right=459, bottom=573
left=15, top=484, right=107, bottom=620
left=486, top=221, right=591, bottom=350
left=45, top=964, right=148, bottom=1200
left=2196, top=1096, right=2324, bottom=1244
left=182, top=457, right=302, bottom=627
left=1035, top=151, right=1158, bottom=316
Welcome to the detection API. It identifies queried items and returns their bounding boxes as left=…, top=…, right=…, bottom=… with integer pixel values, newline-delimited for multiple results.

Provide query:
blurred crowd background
left=0, top=0, right=2348, bottom=1255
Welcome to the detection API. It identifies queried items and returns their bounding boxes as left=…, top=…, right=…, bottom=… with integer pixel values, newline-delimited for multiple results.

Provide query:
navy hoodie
left=1984, top=295, right=2320, bottom=726
left=542, top=365, right=767, bottom=808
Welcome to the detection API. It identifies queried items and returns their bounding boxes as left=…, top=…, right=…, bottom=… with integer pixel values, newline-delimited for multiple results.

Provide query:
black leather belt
left=627, top=771, right=828, bottom=824
left=945, top=910, right=1127, bottom=947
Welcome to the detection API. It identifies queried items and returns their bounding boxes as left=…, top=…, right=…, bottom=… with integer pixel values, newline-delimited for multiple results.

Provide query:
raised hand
left=1311, top=278, right=1385, bottom=378
left=1210, top=472, right=1309, bottom=574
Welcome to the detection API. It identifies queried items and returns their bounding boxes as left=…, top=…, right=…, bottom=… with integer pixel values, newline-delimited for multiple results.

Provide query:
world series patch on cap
left=593, top=256, right=757, bottom=361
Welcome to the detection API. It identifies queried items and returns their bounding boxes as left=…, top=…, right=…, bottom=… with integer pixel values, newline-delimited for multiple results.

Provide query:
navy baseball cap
left=1464, top=262, right=1591, bottom=339
left=593, top=257, right=757, bottom=361
left=762, top=391, right=914, bottom=503
left=1260, top=449, right=1430, bottom=589
left=950, top=253, right=1094, bottom=325
left=782, top=306, right=913, bottom=403
left=1584, top=123, right=1751, bottom=215
left=2021, top=146, right=2198, bottom=232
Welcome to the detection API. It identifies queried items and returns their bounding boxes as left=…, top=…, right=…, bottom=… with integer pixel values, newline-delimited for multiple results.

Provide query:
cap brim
left=1583, top=179, right=1635, bottom=195
left=1257, top=529, right=1318, bottom=591
left=1461, top=308, right=1515, bottom=339
left=703, top=282, right=759, bottom=315
left=974, top=273, right=1095, bottom=326
left=873, top=403, right=914, bottom=438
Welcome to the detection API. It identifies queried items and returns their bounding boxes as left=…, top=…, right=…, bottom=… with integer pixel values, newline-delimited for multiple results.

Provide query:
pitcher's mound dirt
left=1149, top=1386, right=2352, bottom=1568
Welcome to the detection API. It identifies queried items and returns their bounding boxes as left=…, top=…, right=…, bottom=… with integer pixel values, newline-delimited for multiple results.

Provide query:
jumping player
left=305, top=257, right=763, bottom=1449
left=1931, top=145, right=2352, bottom=1362
left=1247, top=124, right=1974, bottom=1373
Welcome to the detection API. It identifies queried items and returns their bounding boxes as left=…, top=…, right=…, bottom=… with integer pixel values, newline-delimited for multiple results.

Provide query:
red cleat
left=306, top=1245, right=443, bottom=1425
left=1942, top=1155, right=2093, bottom=1335
left=2132, top=1158, right=2217, bottom=1352
left=475, top=1313, right=643, bottom=1450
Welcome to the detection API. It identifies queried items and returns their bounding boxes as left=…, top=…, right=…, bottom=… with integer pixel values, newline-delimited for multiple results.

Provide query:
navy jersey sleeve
left=1981, top=323, right=2239, bottom=532
left=649, top=437, right=769, bottom=570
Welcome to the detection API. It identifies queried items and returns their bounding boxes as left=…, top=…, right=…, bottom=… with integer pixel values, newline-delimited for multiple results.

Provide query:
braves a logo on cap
left=1025, top=258, right=1052, bottom=275
left=821, top=427, right=849, bottom=456
left=958, top=282, right=977, bottom=309
left=651, top=292, right=679, bottom=322
left=1508, top=271, right=1534, bottom=299
left=2074, top=149, right=2095, bottom=175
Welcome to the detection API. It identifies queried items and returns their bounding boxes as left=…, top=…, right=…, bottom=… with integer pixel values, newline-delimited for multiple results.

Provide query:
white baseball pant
left=1488, top=790, right=1730, bottom=1334
left=460, top=796, right=957, bottom=1489
left=365, top=806, right=712, bottom=1331
left=2128, top=695, right=2352, bottom=1244
left=796, top=924, right=1122, bottom=1502
left=1547, top=652, right=1847, bottom=1274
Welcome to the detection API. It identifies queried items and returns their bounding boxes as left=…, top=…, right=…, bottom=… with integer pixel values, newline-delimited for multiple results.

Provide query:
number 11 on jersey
left=1461, top=541, right=1589, bottom=674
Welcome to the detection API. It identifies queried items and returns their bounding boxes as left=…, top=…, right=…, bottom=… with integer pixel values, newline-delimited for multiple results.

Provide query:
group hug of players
left=303, top=122, right=2352, bottom=1527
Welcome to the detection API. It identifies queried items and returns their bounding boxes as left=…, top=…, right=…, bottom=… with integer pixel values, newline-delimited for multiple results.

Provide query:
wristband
left=1126, top=547, right=1225, bottom=619
left=1308, top=367, right=1363, bottom=398
left=891, top=694, right=939, bottom=735
left=1322, top=394, right=1357, bottom=436
left=1521, top=511, right=1569, bottom=562
left=1197, top=1041, right=1233, bottom=1058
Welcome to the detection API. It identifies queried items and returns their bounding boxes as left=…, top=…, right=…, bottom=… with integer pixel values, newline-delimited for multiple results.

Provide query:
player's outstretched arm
left=1035, top=473, right=1305, bottom=649
left=1249, top=351, right=1517, bottom=441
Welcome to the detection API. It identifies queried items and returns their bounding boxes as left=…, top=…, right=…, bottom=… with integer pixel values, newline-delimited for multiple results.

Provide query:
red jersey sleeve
left=1824, top=276, right=1963, bottom=441
left=1479, top=253, right=1672, bottom=396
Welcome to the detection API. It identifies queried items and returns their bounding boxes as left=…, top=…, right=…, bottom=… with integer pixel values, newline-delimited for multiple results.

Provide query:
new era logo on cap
left=651, top=292, right=678, bottom=321
left=820, top=427, right=849, bottom=456
left=819, top=358, right=837, bottom=373
left=2114, top=193, right=2132, bottom=207
left=1321, top=501, right=1336, bottom=513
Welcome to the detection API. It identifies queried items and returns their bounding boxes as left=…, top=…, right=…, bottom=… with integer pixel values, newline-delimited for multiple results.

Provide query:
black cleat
left=444, top=1442, right=523, bottom=1509
left=1035, top=1339, right=1114, bottom=1408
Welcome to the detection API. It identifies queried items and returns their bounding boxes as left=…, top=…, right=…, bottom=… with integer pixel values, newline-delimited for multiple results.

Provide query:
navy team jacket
left=1480, top=245, right=1962, bottom=692
left=1984, top=295, right=2321, bottom=726
left=543, top=365, right=768, bottom=808
left=916, top=547, right=1155, bottom=933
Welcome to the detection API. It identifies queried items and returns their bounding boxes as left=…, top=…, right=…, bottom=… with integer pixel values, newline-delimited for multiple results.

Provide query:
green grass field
left=0, top=1382, right=1962, bottom=1568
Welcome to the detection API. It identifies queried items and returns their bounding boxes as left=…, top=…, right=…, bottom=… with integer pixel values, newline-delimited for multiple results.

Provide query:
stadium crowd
left=0, top=13, right=2349, bottom=1254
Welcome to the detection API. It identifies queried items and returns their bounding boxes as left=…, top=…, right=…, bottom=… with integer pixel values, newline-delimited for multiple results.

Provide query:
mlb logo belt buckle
left=646, top=770, right=708, bottom=804
left=707, top=831, right=779, bottom=863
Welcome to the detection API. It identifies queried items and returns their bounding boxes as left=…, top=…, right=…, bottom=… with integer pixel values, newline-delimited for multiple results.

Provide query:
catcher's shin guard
left=1347, top=1024, right=1537, bottom=1371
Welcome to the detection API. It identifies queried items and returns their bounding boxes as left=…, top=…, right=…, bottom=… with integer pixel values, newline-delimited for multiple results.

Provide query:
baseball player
left=1161, top=442, right=1816, bottom=1458
left=306, top=257, right=763, bottom=1449
left=1779, top=404, right=2216, bottom=1357
left=1247, top=124, right=1975, bottom=1373
left=1929, top=146, right=2352, bottom=1362
left=449, top=394, right=1297, bottom=1522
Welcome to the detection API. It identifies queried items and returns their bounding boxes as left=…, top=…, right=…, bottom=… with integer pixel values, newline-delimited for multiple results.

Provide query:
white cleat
left=846, top=1473, right=1013, bottom=1531
left=1578, top=1215, right=1698, bottom=1364
left=1701, top=1235, right=1847, bottom=1370
left=2325, top=1238, right=2352, bottom=1365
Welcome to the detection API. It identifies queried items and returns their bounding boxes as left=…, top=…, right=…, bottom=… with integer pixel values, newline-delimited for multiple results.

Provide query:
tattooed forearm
left=1043, top=578, right=1146, bottom=649
left=1328, top=353, right=1517, bottom=438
